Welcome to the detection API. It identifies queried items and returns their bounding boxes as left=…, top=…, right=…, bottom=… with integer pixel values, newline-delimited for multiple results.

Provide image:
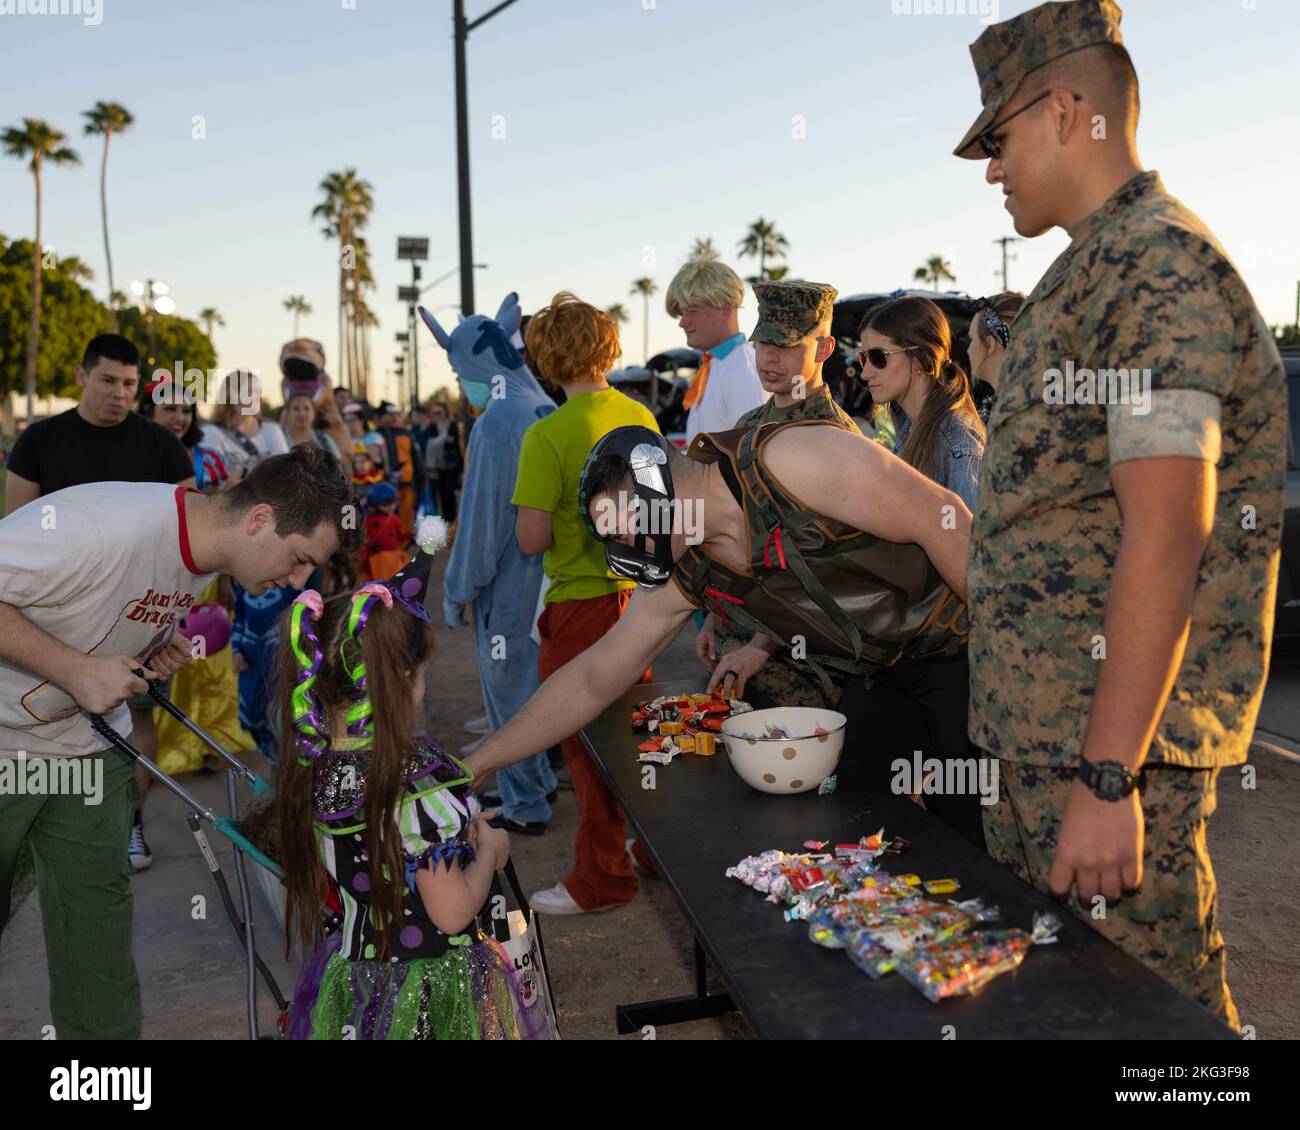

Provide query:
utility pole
left=398, top=237, right=429, bottom=411
left=993, top=236, right=1021, bottom=292
left=453, top=0, right=521, bottom=318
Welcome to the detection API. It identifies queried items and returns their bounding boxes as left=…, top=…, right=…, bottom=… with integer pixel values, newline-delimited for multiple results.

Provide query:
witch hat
left=381, top=515, right=451, bottom=623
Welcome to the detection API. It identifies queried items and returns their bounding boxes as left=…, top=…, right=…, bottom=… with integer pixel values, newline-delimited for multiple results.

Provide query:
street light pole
left=453, top=0, right=520, bottom=319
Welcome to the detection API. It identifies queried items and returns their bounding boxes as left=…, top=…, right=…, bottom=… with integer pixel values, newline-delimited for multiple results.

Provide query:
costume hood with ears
left=419, top=292, right=547, bottom=408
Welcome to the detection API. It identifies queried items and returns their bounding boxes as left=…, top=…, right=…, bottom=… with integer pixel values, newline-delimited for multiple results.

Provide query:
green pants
left=983, top=759, right=1238, bottom=1029
left=0, top=746, right=142, bottom=1039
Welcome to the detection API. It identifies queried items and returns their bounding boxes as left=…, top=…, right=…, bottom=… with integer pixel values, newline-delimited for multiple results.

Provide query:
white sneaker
left=463, top=715, right=490, bottom=735
left=128, top=816, right=153, bottom=872
left=530, top=882, right=620, bottom=916
left=460, top=735, right=486, bottom=756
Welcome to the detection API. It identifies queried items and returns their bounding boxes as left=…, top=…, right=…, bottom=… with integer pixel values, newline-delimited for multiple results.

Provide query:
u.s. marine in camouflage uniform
left=704, top=280, right=860, bottom=708
left=955, top=0, right=1286, bottom=1028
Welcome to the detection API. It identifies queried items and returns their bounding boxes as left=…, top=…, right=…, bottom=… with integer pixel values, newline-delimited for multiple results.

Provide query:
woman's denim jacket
left=893, top=412, right=983, bottom=511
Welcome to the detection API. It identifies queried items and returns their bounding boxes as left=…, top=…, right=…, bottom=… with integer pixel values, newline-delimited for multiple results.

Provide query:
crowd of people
left=0, top=0, right=1289, bottom=1042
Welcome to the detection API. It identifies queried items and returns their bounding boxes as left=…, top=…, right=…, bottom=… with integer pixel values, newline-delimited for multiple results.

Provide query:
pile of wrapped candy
left=630, top=691, right=753, bottom=765
left=726, top=833, right=1059, bottom=1003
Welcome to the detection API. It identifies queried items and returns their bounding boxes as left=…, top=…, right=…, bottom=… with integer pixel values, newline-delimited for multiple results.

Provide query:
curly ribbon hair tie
left=340, top=587, right=391, bottom=741
left=294, top=589, right=325, bottom=619
left=356, top=582, right=394, bottom=609
left=288, top=590, right=327, bottom=766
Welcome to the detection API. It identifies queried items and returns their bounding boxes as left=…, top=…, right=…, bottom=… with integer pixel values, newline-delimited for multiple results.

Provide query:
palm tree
left=197, top=307, right=224, bottom=340
left=737, top=217, right=789, bottom=282
left=109, top=289, right=128, bottom=313
left=690, top=236, right=716, bottom=258
left=350, top=236, right=377, bottom=397
left=353, top=300, right=379, bottom=400
left=283, top=295, right=313, bottom=338
left=313, top=168, right=374, bottom=392
left=913, top=255, right=957, bottom=292
left=82, top=101, right=133, bottom=329
left=2, top=118, right=80, bottom=420
left=630, top=278, right=657, bottom=365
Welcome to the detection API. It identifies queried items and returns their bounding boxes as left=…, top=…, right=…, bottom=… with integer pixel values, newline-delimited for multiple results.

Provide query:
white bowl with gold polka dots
left=719, top=707, right=847, bottom=795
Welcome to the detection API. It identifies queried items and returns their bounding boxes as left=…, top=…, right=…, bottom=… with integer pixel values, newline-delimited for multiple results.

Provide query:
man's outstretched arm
left=464, top=578, right=696, bottom=779
left=764, top=427, right=972, bottom=600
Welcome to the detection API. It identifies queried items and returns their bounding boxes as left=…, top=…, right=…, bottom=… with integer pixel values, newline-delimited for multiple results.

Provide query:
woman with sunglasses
left=857, top=295, right=985, bottom=510
left=853, top=295, right=987, bottom=849
left=966, top=292, right=1025, bottom=424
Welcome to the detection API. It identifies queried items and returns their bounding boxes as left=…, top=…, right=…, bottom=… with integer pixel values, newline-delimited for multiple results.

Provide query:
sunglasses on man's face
left=856, top=345, right=918, bottom=371
left=976, top=90, right=1082, bottom=159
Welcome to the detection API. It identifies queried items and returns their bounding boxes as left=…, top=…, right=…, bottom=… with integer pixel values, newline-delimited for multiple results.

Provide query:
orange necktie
left=682, top=352, right=713, bottom=411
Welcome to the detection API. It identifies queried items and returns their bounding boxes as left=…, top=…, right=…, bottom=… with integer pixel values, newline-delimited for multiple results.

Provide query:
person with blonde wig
left=665, top=250, right=767, bottom=442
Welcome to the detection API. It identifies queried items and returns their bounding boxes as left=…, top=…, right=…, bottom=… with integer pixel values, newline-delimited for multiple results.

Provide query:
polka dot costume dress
left=290, top=738, right=544, bottom=1040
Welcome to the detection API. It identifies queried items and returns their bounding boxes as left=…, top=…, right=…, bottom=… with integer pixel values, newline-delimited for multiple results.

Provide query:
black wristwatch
left=1076, top=757, right=1141, bottom=801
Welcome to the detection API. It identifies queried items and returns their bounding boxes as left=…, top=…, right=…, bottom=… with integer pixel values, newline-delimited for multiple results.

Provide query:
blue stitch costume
left=232, top=581, right=300, bottom=763
left=420, top=294, right=558, bottom=823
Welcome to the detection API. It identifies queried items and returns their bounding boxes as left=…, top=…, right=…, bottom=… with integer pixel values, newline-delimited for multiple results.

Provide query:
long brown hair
left=862, top=296, right=984, bottom=479
left=275, top=590, right=433, bottom=959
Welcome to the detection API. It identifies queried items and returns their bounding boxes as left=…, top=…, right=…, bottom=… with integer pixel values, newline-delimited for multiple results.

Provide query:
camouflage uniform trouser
left=983, top=759, right=1238, bottom=1029
left=713, top=617, right=844, bottom=710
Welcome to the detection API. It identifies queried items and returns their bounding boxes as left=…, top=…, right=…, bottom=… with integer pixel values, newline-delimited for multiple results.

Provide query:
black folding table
left=579, top=681, right=1233, bottom=1040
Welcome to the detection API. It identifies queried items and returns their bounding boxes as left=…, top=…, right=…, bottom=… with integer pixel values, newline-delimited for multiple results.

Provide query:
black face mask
left=578, top=427, right=678, bottom=588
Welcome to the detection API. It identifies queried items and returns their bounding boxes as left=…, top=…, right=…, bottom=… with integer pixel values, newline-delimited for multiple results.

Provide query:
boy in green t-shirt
left=512, top=293, right=660, bottom=914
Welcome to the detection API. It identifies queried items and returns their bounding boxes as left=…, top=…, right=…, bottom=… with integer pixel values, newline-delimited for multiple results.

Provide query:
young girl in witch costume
left=276, top=519, right=545, bottom=1039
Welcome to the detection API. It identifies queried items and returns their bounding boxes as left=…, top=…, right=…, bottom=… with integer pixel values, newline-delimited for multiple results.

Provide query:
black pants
left=838, top=653, right=988, bottom=851
left=435, top=477, right=459, bottom=522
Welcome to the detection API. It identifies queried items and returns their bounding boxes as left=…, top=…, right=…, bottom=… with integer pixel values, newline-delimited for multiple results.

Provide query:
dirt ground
left=1, top=548, right=1295, bottom=1040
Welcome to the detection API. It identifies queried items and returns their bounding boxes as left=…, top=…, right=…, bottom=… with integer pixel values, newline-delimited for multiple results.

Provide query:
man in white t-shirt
left=666, top=250, right=768, bottom=443
left=0, top=445, right=355, bottom=1038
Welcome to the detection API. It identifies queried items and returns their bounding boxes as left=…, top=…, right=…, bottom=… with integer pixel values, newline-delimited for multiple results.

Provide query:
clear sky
left=2, top=0, right=1297, bottom=405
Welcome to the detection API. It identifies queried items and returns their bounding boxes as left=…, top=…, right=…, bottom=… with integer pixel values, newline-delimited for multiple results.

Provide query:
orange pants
left=537, top=590, right=652, bottom=910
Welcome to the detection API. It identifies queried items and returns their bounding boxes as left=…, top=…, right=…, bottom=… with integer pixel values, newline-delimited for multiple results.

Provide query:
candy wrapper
left=780, top=859, right=884, bottom=921
left=806, top=882, right=971, bottom=948
left=632, top=691, right=750, bottom=762
left=893, top=913, right=1061, bottom=1002
left=842, top=898, right=996, bottom=978
left=725, top=850, right=829, bottom=897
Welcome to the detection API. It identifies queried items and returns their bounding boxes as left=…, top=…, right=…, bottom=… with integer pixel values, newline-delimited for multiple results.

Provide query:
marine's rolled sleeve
left=1107, top=390, right=1222, bottom=466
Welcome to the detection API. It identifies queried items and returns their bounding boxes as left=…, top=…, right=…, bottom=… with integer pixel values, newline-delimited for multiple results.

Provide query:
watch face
left=1097, top=766, right=1125, bottom=800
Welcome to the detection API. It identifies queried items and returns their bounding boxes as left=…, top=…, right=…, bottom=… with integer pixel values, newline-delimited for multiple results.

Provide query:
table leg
left=614, top=938, right=737, bottom=1034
